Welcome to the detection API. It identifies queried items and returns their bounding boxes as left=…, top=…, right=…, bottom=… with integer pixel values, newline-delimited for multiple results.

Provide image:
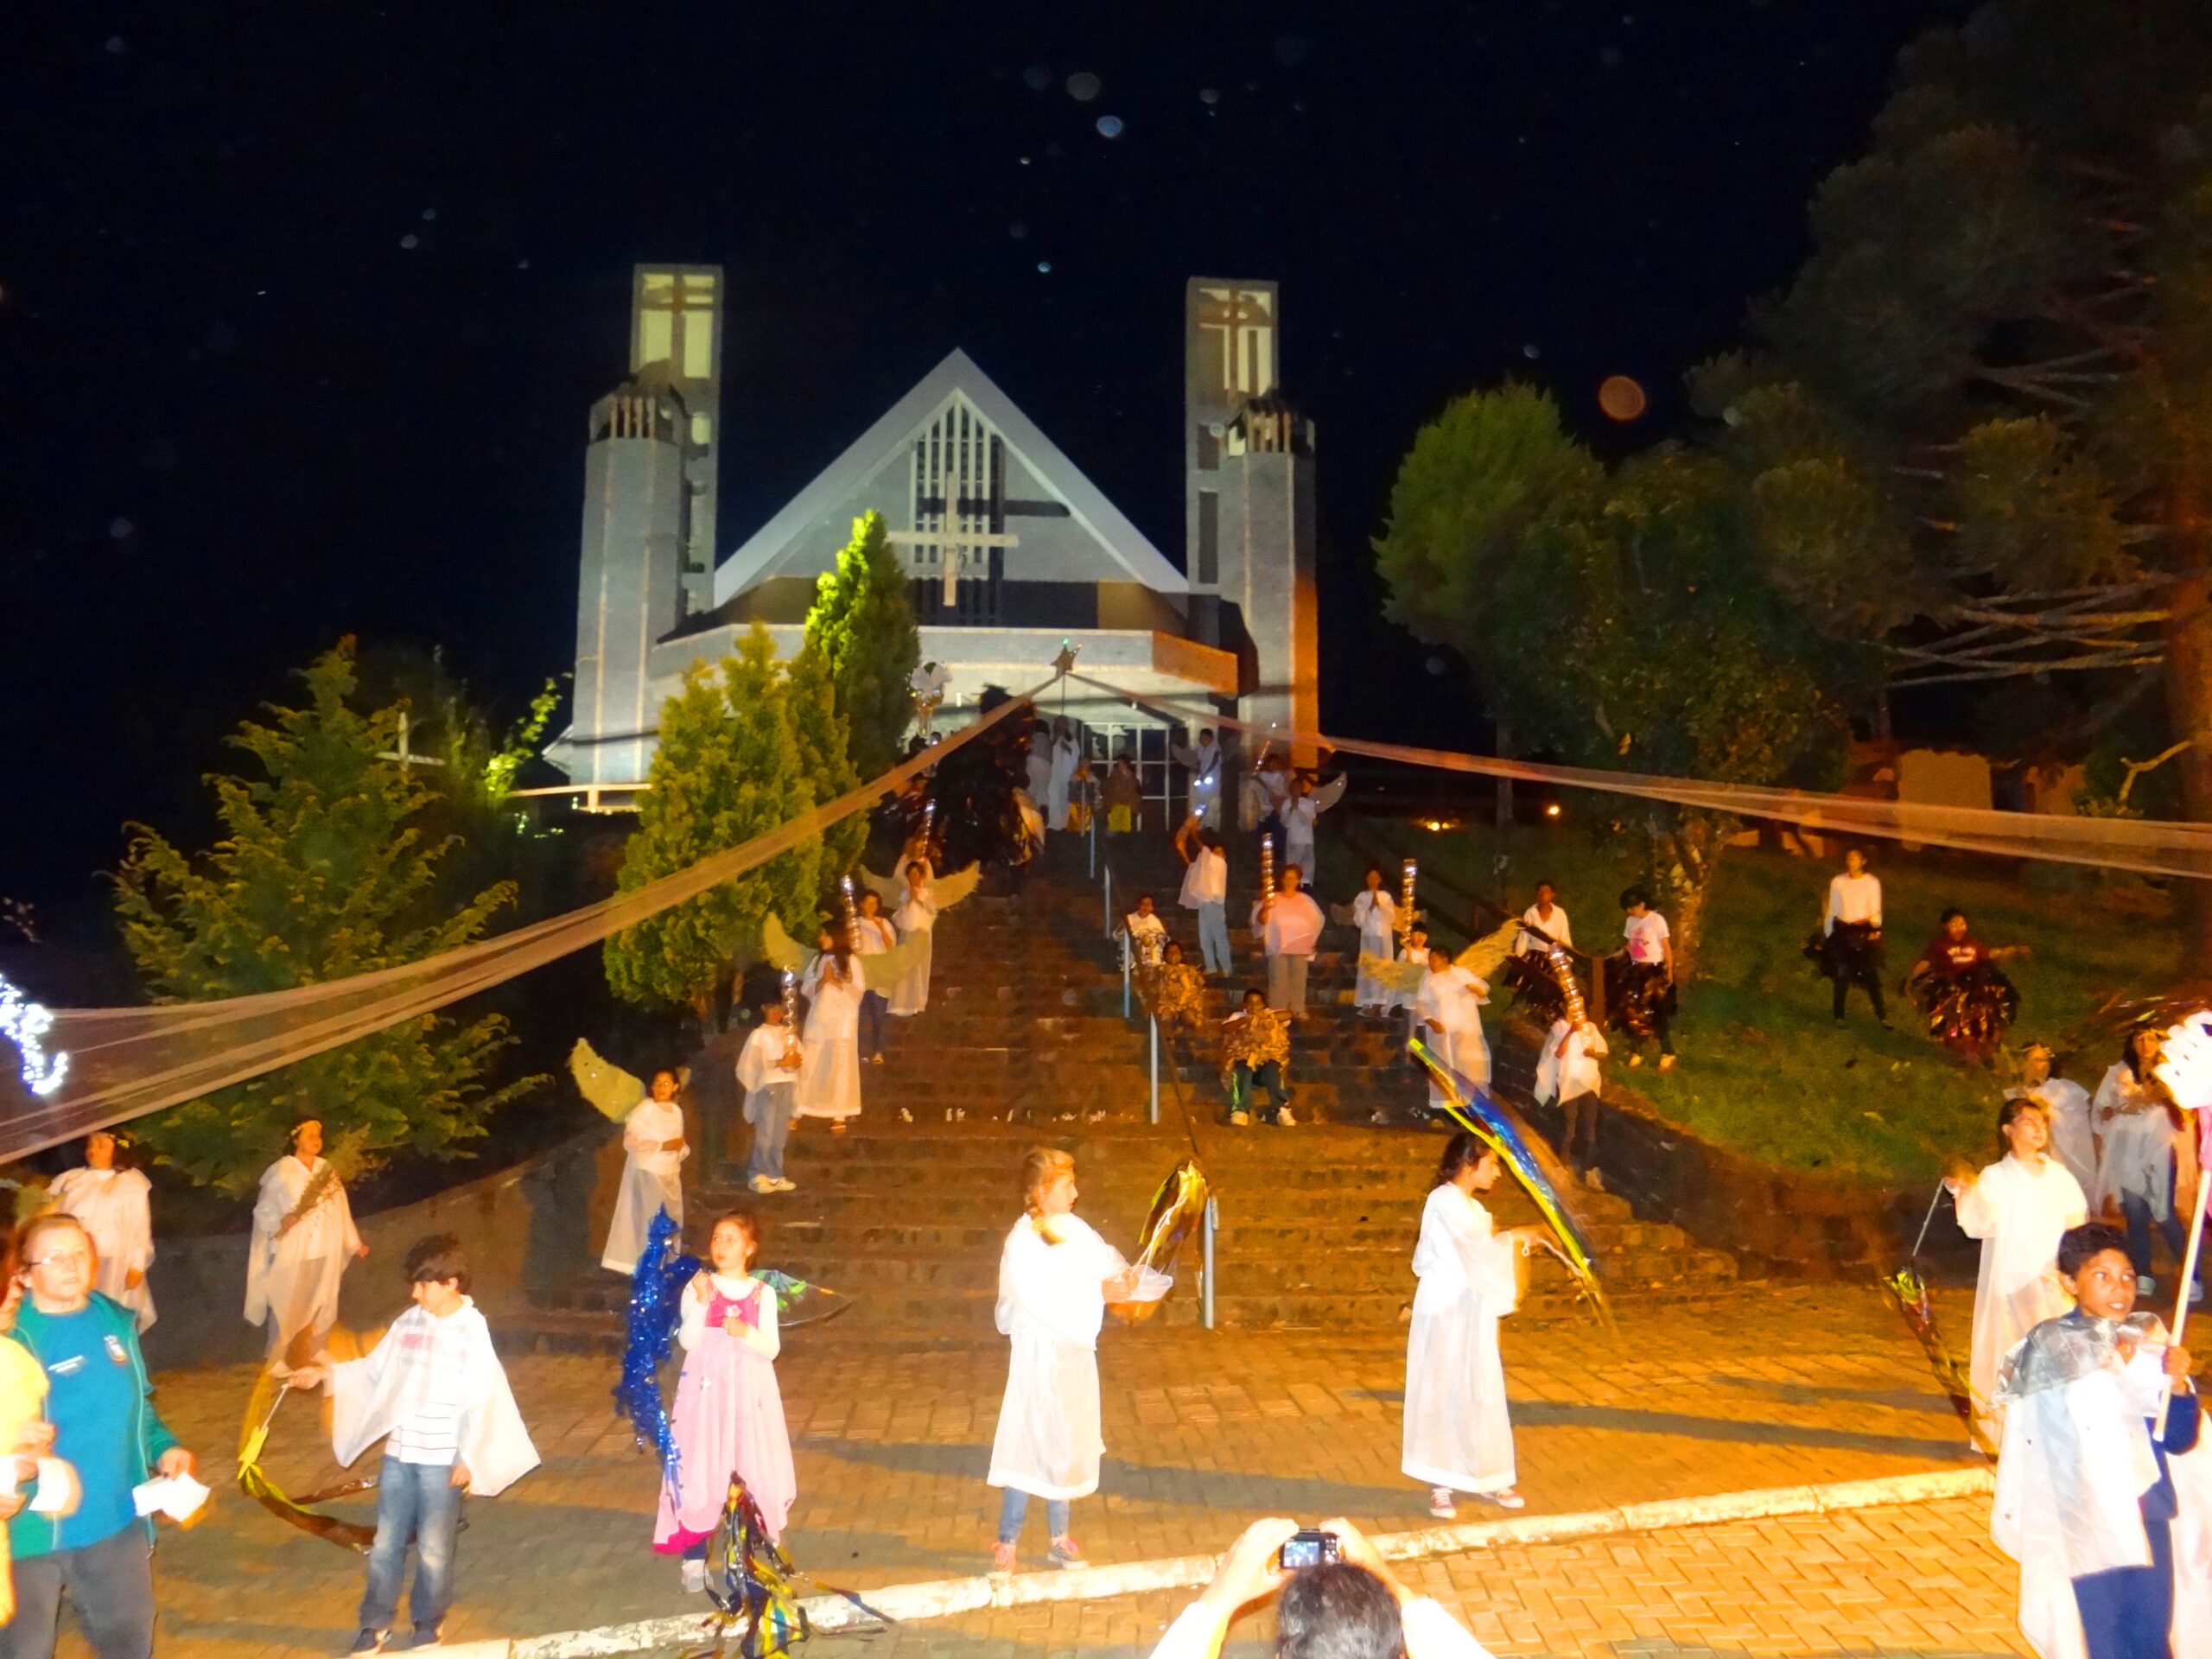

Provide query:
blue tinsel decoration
left=613, top=1205, right=699, bottom=1487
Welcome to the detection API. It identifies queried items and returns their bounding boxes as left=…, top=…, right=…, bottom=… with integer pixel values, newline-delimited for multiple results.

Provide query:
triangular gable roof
left=711, top=347, right=1186, bottom=604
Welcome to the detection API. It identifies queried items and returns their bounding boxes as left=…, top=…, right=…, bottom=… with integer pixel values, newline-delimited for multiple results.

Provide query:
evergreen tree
left=804, top=512, right=921, bottom=779
left=1375, top=389, right=1865, bottom=966
left=113, top=640, right=536, bottom=1194
left=787, top=639, right=868, bottom=882
left=603, top=626, right=818, bottom=1020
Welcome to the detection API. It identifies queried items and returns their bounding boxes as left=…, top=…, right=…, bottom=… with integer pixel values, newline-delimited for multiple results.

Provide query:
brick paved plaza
left=105, top=1283, right=2026, bottom=1658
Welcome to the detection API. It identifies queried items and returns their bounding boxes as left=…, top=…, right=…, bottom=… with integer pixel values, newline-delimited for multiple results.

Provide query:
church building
left=545, top=264, right=1319, bottom=810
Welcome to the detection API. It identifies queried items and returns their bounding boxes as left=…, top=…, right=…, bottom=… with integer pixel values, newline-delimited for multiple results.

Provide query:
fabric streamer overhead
left=0, top=675, right=1052, bottom=1160
left=1068, top=672, right=2212, bottom=883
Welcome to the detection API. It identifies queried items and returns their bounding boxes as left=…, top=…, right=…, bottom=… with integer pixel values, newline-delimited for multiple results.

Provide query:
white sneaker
left=2193, top=1281, right=2206, bottom=1306
left=899, top=1107, right=912, bottom=1122
left=681, top=1558, right=707, bottom=1594
left=772, top=1178, right=797, bottom=1193
left=747, top=1175, right=777, bottom=1195
left=1229, top=1110, right=1251, bottom=1127
left=1428, top=1487, right=1457, bottom=1519
left=2141, top=1275, right=2159, bottom=1296
left=1274, top=1109, right=1297, bottom=1128
left=1583, top=1168, right=1605, bottom=1192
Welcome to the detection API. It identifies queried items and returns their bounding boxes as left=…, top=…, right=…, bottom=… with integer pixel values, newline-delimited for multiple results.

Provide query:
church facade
left=545, top=264, right=1319, bottom=806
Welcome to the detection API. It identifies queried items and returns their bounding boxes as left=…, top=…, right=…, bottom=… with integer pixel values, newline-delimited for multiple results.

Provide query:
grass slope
left=1319, top=814, right=2178, bottom=1183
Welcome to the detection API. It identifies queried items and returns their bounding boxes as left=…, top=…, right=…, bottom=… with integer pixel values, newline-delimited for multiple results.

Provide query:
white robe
left=1955, top=1156, right=2088, bottom=1427
left=889, top=893, right=938, bottom=1017
left=988, top=1213, right=1128, bottom=1500
left=245, top=1154, right=363, bottom=1348
left=1403, top=1185, right=1521, bottom=1494
left=49, top=1167, right=156, bottom=1332
left=795, top=959, right=866, bottom=1121
left=1352, top=891, right=1398, bottom=1007
left=2012, top=1079, right=2099, bottom=1202
left=601, top=1096, right=687, bottom=1274
left=1417, top=966, right=1491, bottom=1106
left=1534, top=1020, right=1607, bottom=1105
left=1046, top=738, right=1081, bottom=831
left=1024, top=743, right=1054, bottom=813
left=1280, top=798, right=1320, bottom=883
left=2094, top=1062, right=2177, bottom=1219
left=327, top=1300, right=539, bottom=1497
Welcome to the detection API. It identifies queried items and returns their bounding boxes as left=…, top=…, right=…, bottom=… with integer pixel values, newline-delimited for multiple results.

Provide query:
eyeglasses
left=24, top=1253, right=91, bottom=1270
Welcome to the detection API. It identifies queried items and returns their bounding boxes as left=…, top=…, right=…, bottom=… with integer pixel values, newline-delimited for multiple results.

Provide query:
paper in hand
left=132, top=1472, right=210, bottom=1524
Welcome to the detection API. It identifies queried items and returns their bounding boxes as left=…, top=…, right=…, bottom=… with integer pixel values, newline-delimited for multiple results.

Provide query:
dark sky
left=3, top=2, right=1967, bottom=923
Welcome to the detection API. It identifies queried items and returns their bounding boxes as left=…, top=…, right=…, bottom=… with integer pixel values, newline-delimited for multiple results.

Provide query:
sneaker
left=748, top=1174, right=776, bottom=1194
left=1370, top=1110, right=1389, bottom=1125
left=409, top=1625, right=443, bottom=1650
left=1428, top=1487, right=1457, bottom=1519
left=2194, top=1281, right=2206, bottom=1306
left=1627, top=1052, right=1644, bottom=1068
left=990, top=1541, right=1017, bottom=1573
left=349, top=1633, right=389, bottom=1656
left=1583, top=1168, right=1605, bottom=1192
left=1274, top=1109, right=1298, bottom=1128
left=1047, top=1535, right=1086, bottom=1569
left=771, top=1177, right=798, bottom=1193
left=1657, top=1054, right=1676, bottom=1072
left=871, top=1053, right=885, bottom=1065
left=681, top=1558, right=707, bottom=1594
left=1229, top=1110, right=1251, bottom=1127
left=1484, top=1488, right=1527, bottom=1510
left=2140, top=1274, right=2159, bottom=1296
left=898, top=1107, right=912, bottom=1122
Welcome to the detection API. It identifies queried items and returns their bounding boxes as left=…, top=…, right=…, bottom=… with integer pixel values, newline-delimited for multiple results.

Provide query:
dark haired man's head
left=1276, top=1562, right=1407, bottom=1659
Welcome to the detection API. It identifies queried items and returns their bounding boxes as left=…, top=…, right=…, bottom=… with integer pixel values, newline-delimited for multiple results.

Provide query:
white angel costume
left=246, top=1154, right=364, bottom=1357
left=327, top=1298, right=540, bottom=1497
left=601, top=1096, right=687, bottom=1274
left=1046, top=736, right=1081, bottom=831
left=2011, top=1077, right=2100, bottom=1202
left=1278, top=777, right=1345, bottom=883
left=1351, top=889, right=1399, bottom=1008
left=795, top=957, right=866, bottom=1122
left=1954, top=1154, right=2088, bottom=1427
left=1024, top=741, right=1054, bottom=815
left=1417, top=963, right=1491, bottom=1104
left=889, top=887, right=939, bottom=1016
left=1402, top=1183, right=1522, bottom=1496
left=50, top=1166, right=157, bottom=1331
left=2094, top=1061, right=2177, bottom=1224
left=988, top=1213, right=1128, bottom=1501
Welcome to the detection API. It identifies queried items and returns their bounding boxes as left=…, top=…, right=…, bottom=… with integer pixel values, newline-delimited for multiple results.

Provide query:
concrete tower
left=1183, top=278, right=1318, bottom=744
left=569, top=372, right=691, bottom=786
left=628, top=265, right=722, bottom=618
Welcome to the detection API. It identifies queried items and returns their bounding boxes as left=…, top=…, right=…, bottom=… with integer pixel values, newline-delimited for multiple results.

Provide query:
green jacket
left=6, top=1293, right=181, bottom=1560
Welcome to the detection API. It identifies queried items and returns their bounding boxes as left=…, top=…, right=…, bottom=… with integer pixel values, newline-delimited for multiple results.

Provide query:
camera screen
left=1279, top=1530, right=1338, bottom=1570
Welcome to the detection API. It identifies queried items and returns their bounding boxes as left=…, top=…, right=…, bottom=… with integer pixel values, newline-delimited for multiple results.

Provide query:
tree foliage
left=602, top=626, right=829, bottom=1018
left=803, top=512, right=921, bottom=779
left=1375, top=388, right=1866, bottom=963
left=786, top=640, right=868, bottom=882
left=113, top=640, right=537, bottom=1193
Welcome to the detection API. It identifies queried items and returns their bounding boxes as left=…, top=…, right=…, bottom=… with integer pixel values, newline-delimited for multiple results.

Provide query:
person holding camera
left=1147, top=1515, right=1495, bottom=1659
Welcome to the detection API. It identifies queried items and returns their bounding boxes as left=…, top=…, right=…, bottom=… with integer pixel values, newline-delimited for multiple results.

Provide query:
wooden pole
left=2158, top=1126, right=2211, bottom=1435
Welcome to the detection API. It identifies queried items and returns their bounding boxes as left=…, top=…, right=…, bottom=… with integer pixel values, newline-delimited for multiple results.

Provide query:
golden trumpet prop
left=1259, top=835, right=1276, bottom=907
left=836, top=876, right=860, bottom=950
left=780, top=970, right=802, bottom=1061
left=1109, top=1160, right=1211, bottom=1325
left=1399, top=857, right=1418, bottom=939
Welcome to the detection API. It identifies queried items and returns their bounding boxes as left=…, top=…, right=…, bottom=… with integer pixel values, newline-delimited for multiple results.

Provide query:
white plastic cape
left=1954, top=1155, right=2087, bottom=1430
left=328, top=1300, right=539, bottom=1497
left=988, top=1213, right=1127, bottom=1500
left=1402, top=1184, right=1521, bottom=1495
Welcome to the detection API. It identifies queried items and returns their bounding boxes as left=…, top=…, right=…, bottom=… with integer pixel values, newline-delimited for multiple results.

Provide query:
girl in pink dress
left=653, top=1211, right=797, bottom=1592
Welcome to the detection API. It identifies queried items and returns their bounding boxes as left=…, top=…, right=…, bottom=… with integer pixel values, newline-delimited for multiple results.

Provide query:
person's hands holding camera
left=1317, top=1516, right=1413, bottom=1610
left=1193, top=1516, right=1301, bottom=1630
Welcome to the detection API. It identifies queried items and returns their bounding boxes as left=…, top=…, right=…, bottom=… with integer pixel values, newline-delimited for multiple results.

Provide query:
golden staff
left=780, top=970, right=802, bottom=1062
left=1399, top=858, right=1418, bottom=942
left=1259, top=834, right=1276, bottom=908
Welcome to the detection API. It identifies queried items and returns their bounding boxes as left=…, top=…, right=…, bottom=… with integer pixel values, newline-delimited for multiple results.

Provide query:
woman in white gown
left=49, top=1131, right=156, bottom=1331
left=1351, top=866, right=1399, bottom=1016
left=1945, top=1096, right=2088, bottom=1433
left=601, top=1068, right=689, bottom=1274
left=796, top=937, right=867, bottom=1134
left=1045, top=721, right=1082, bottom=832
left=1403, top=1130, right=1535, bottom=1518
left=245, top=1118, right=369, bottom=1366
left=986, top=1147, right=1139, bottom=1573
left=889, top=861, right=939, bottom=1018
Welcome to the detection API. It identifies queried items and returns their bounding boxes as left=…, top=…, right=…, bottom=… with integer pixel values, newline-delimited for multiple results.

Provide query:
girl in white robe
left=796, top=944, right=866, bottom=1133
left=1046, top=723, right=1081, bottom=831
left=1351, top=868, right=1399, bottom=1014
left=245, top=1118, right=368, bottom=1366
left=1403, top=1131, right=1533, bottom=1517
left=2009, top=1043, right=2099, bottom=1204
left=986, top=1147, right=1137, bottom=1573
left=889, top=863, right=939, bottom=1018
left=49, top=1131, right=157, bottom=1332
left=601, top=1069, right=689, bottom=1274
left=1416, top=952, right=1491, bottom=1109
left=1947, top=1098, right=2088, bottom=1433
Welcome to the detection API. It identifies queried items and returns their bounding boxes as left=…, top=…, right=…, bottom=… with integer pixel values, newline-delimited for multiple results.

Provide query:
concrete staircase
left=516, top=832, right=1734, bottom=1349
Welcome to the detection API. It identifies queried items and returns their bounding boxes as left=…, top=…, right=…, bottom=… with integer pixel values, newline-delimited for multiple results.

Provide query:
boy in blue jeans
left=290, top=1236, right=537, bottom=1652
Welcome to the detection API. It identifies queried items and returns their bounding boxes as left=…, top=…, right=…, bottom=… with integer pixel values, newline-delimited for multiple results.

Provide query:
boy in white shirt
left=737, top=991, right=804, bottom=1195
left=1614, top=887, right=1676, bottom=1071
left=1815, top=847, right=1888, bottom=1028
left=1179, top=829, right=1232, bottom=976
left=1513, top=880, right=1573, bottom=956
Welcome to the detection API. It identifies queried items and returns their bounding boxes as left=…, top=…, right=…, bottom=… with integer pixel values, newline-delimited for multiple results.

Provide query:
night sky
left=4, top=3, right=1967, bottom=926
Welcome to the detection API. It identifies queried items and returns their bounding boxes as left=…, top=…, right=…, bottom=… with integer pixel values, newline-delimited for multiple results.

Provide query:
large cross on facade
left=886, top=523, right=1020, bottom=605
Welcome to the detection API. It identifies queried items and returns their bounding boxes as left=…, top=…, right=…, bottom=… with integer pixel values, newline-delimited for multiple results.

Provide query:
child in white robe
left=246, top=1117, right=368, bottom=1366
left=1535, top=1017, right=1609, bottom=1187
left=796, top=941, right=867, bottom=1132
left=737, top=995, right=803, bottom=1196
left=2010, top=1042, right=2099, bottom=1203
left=1351, top=867, right=1398, bottom=1015
left=986, top=1147, right=1138, bottom=1573
left=289, top=1234, right=538, bottom=1653
left=1403, top=1131, right=1534, bottom=1518
left=1416, top=949, right=1491, bottom=1109
left=49, top=1131, right=156, bottom=1331
left=889, top=862, right=939, bottom=1017
left=601, top=1070, right=688, bottom=1274
left=1948, top=1097, right=2088, bottom=1435
left=1993, top=1222, right=2202, bottom=1659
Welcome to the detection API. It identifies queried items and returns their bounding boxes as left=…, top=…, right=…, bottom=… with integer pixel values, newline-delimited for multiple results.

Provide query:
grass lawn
left=1318, top=810, right=2181, bottom=1184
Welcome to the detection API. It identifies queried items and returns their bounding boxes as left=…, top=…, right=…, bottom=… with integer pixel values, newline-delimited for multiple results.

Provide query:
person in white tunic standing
left=2009, top=1042, right=2099, bottom=1202
left=889, top=861, right=940, bottom=1017
left=986, top=1147, right=1139, bottom=1574
left=1417, top=948, right=1492, bottom=1112
left=246, top=1117, right=369, bottom=1367
left=1512, top=880, right=1573, bottom=957
left=601, top=1069, right=689, bottom=1274
left=1946, top=1097, right=2088, bottom=1435
left=49, top=1131, right=158, bottom=1332
left=1404, top=1131, right=1535, bottom=1518
left=796, top=938, right=867, bottom=1135
left=1178, top=828, right=1232, bottom=977
left=2095, top=1026, right=2202, bottom=1301
left=1045, top=721, right=1082, bottom=832
left=1351, top=866, right=1400, bottom=1016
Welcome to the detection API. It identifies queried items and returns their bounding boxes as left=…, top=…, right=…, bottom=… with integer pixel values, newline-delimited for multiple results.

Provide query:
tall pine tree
left=804, top=512, right=921, bottom=779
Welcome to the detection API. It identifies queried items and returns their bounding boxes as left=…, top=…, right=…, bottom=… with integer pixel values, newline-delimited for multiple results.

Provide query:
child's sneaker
left=348, top=1632, right=389, bottom=1656
left=1274, top=1109, right=1297, bottom=1127
left=1428, top=1487, right=1457, bottom=1519
left=747, top=1174, right=777, bottom=1195
left=409, top=1624, right=443, bottom=1650
left=771, top=1177, right=798, bottom=1193
left=1229, top=1110, right=1251, bottom=1128
left=682, top=1557, right=708, bottom=1594
left=989, top=1541, right=1017, bottom=1573
left=1047, top=1535, right=1086, bottom=1569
